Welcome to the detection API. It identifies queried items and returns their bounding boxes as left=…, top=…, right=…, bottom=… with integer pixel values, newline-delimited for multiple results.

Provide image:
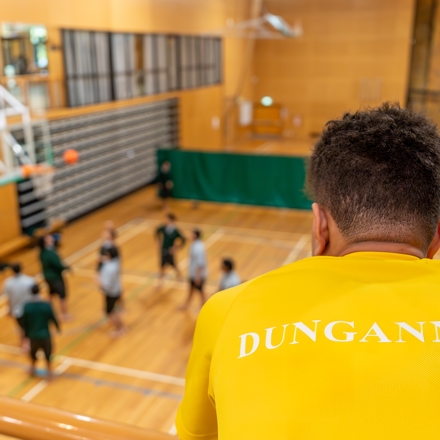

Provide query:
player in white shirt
left=219, top=258, right=241, bottom=291
left=179, top=229, right=207, bottom=310
left=3, top=264, right=36, bottom=349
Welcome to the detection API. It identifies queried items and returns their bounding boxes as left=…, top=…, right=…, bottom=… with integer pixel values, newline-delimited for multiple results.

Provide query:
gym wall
left=253, top=0, right=415, bottom=139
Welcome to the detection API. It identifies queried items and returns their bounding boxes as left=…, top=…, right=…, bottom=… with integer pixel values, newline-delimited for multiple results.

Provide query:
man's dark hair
left=167, top=213, right=176, bottom=222
left=222, top=258, right=234, bottom=271
left=11, top=264, right=21, bottom=274
left=31, top=284, right=40, bottom=295
left=37, top=236, right=46, bottom=250
left=104, top=247, right=118, bottom=260
left=193, top=229, right=201, bottom=239
left=307, top=103, right=440, bottom=251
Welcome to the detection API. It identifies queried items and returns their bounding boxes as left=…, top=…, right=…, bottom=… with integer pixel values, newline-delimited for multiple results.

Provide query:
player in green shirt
left=155, top=213, right=186, bottom=286
left=38, top=234, right=70, bottom=321
left=22, top=284, right=60, bottom=380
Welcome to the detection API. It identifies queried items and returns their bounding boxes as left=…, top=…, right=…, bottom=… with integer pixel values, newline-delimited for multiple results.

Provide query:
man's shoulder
left=21, top=275, right=35, bottom=284
left=4, top=276, right=14, bottom=287
left=24, top=300, right=49, bottom=311
left=201, top=282, right=250, bottom=324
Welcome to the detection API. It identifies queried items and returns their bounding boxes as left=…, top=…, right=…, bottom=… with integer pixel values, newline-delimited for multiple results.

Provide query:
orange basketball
left=21, top=164, right=34, bottom=178
left=63, top=149, right=79, bottom=165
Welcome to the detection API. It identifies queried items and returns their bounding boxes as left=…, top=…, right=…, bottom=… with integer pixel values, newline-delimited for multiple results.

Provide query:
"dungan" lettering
left=237, top=321, right=440, bottom=358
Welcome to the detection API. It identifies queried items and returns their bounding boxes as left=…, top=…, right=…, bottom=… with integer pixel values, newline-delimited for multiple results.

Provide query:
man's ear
left=312, top=203, right=330, bottom=256
left=427, top=221, right=440, bottom=259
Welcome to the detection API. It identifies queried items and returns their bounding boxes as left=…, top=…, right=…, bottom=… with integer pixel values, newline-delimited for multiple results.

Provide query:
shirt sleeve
left=177, top=229, right=186, bottom=245
left=49, top=251, right=68, bottom=272
left=176, top=287, right=241, bottom=440
left=2, top=280, right=10, bottom=298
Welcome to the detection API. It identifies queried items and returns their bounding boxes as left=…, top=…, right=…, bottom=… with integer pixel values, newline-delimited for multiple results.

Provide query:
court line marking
left=255, top=140, right=275, bottom=152
left=57, top=356, right=185, bottom=387
left=0, top=358, right=182, bottom=401
left=64, top=218, right=143, bottom=265
left=73, top=222, right=151, bottom=266
left=64, top=217, right=308, bottom=271
left=21, top=359, right=71, bottom=402
left=282, top=235, right=309, bottom=266
left=168, top=424, right=177, bottom=435
left=0, top=343, right=185, bottom=387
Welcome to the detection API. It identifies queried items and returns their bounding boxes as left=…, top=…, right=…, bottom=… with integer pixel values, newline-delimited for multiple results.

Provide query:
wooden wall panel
left=0, top=183, right=21, bottom=245
left=180, top=86, right=224, bottom=150
left=253, top=0, right=415, bottom=139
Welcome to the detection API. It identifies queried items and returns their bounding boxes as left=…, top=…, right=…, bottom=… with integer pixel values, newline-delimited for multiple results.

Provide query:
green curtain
left=157, top=149, right=312, bottom=210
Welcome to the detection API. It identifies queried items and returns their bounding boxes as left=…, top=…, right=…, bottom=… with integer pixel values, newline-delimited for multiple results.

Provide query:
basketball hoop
left=21, top=164, right=55, bottom=199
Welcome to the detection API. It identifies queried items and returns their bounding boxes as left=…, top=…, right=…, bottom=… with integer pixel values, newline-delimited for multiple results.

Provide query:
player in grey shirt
left=219, top=258, right=241, bottom=291
left=99, top=247, right=125, bottom=337
left=179, top=229, right=207, bottom=310
left=3, top=264, right=36, bottom=349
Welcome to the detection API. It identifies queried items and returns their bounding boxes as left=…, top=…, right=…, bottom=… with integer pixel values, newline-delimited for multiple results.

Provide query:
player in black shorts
left=155, top=213, right=186, bottom=286
left=22, top=284, right=60, bottom=380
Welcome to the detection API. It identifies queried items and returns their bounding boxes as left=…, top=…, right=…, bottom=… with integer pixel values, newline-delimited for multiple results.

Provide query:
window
left=62, top=29, right=222, bottom=107
left=63, top=30, right=112, bottom=107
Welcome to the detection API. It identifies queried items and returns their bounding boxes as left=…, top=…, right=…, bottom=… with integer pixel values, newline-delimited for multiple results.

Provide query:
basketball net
left=24, top=164, right=55, bottom=199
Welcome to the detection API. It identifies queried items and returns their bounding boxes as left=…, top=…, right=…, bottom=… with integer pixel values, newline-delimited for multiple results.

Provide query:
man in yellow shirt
left=176, top=104, right=440, bottom=440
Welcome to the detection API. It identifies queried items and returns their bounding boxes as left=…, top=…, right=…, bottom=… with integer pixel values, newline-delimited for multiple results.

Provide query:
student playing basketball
left=22, top=284, right=60, bottom=380
left=177, top=104, right=440, bottom=439
left=99, top=247, right=125, bottom=338
left=39, top=235, right=71, bottom=321
left=2, top=264, right=36, bottom=350
left=179, top=229, right=207, bottom=310
left=155, top=213, right=186, bottom=286
left=156, top=160, right=174, bottom=211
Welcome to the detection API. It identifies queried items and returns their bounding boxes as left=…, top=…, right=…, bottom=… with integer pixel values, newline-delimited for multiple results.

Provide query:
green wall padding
left=157, top=149, right=312, bottom=210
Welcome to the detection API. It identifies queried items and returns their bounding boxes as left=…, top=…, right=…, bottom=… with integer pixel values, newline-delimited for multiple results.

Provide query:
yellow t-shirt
left=176, top=252, right=440, bottom=440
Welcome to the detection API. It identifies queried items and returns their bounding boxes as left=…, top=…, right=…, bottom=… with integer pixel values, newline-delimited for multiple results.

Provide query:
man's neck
left=338, top=241, right=425, bottom=259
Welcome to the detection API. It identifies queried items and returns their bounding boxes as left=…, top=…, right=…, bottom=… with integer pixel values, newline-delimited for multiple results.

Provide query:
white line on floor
left=57, top=356, right=185, bottom=387
left=220, top=233, right=302, bottom=249
left=255, top=140, right=275, bottom=152
left=74, top=222, right=151, bottom=266
left=168, top=424, right=177, bottom=435
left=21, top=359, right=71, bottom=402
left=0, top=343, right=185, bottom=387
left=128, top=218, right=307, bottom=241
left=65, top=219, right=147, bottom=266
left=282, top=235, right=309, bottom=266
left=0, top=343, right=22, bottom=355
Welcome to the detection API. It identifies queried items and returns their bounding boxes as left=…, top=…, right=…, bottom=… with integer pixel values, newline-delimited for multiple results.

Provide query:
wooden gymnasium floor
left=0, top=185, right=313, bottom=435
